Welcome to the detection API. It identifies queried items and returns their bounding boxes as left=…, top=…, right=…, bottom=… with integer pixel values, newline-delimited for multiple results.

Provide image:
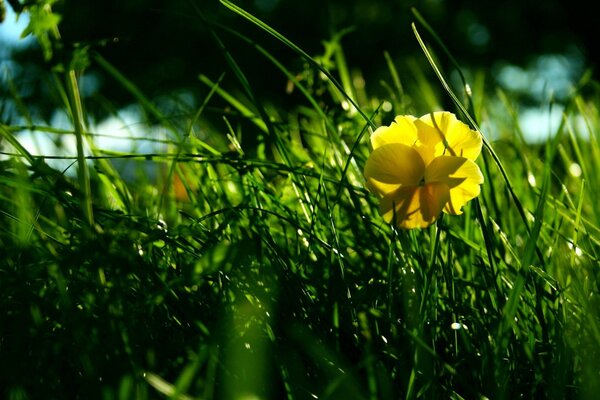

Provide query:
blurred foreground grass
left=1, top=1, right=600, bottom=399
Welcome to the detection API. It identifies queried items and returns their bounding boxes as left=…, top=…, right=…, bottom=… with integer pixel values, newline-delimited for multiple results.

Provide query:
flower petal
left=380, top=182, right=449, bottom=229
left=444, top=123, right=482, bottom=161
left=424, top=155, right=484, bottom=215
left=364, top=143, right=425, bottom=196
left=380, top=185, right=418, bottom=225
left=425, top=155, right=464, bottom=184
left=414, top=112, right=446, bottom=148
left=413, top=113, right=448, bottom=166
left=420, top=182, right=451, bottom=222
left=445, top=181, right=482, bottom=215
left=370, top=115, right=418, bottom=150
left=413, top=143, right=437, bottom=168
left=416, top=112, right=482, bottom=160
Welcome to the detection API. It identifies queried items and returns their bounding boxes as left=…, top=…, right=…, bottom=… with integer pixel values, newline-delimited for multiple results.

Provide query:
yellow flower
left=364, top=111, right=484, bottom=229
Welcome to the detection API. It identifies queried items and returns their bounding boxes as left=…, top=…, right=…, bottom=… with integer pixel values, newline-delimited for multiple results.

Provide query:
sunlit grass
left=1, top=2, right=600, bottom=399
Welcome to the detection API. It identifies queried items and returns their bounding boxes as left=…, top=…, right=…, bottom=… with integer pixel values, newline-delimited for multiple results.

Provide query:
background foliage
left=2, top=0, right=597, bottom=121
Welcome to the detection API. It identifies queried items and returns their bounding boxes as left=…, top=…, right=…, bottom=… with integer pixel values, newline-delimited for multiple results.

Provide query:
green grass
left=2, top=2, right=600, bottom=399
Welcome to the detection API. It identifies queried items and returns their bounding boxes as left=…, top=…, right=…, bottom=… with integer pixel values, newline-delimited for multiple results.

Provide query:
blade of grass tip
left=570, top=179, right=585, bottom=268
left=411, top=25, right=473, bottom=127
left=383, top=51, right=404, bottom=100
left=190, top=3, right=278, bottom=146
left=566, top=118, right=597, bottom=222
left=205, top=38, right=304, bottom=208
left=65, top=70, right=94, bottom=227
left=496, top=88, right=528, bottom=143
left=215, top=18, right=352, bottom=162
left=63, top=93, right=134, bottom=212
left=208, top=29, right=274, bottom=137
left=198, top=74, right=268, bottom=134
left=334, top=105, right=382, bottom=205
left=0, top=124, right=35, bottom=165
left=383, top=51, right=408, bottom=111
left=157, top=72, right=225, bottom=215
left=330, top=29, right=358, bottom=106
left=213, top=20, right=341, bottom=144
left=93, top=53, right=177, bottom=134
left=411, top=8, right=473, bottom=115
left=411, top=23, right=543, bottom=261
left=218, top=0, right=376, bottom=129
left=574, top=93, right=600, bottom=183
left=193, top=8, right=318, bottom=225
left=184, top=72, right=223, bottom=156
left=210, top=32, right=321, bottom=228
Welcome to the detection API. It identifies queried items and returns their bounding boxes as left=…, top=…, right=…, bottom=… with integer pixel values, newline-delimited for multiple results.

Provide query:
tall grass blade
left=219, top=0, right=376, bottom=129
left=65, top=70, right=94, bottom=227
left=411, top=23, right=542, bottom=261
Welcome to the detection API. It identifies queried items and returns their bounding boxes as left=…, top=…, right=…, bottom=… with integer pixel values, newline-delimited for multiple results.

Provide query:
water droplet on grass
left=527, top=173, right=537, bottom=187
left=569, top=162, right=582, bottom=177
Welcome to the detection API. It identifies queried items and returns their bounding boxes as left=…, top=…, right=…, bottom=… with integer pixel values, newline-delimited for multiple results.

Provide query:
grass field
left=1, top=1, right=600, bottom=399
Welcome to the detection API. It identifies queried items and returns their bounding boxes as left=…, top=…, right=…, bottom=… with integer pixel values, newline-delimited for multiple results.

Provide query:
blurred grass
left=1, top=2, right=600, bottom=399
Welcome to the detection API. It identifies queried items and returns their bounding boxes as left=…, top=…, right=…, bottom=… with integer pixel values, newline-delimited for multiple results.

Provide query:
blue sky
left=0, top=5, right=33, bottom=47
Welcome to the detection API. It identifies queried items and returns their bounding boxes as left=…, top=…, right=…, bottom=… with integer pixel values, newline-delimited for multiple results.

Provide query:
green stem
left=66, top=69, right=94, bottom=227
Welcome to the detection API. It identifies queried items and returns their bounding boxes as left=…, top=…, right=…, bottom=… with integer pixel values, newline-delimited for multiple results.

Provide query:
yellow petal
left=425, top=155, right=465, bottom=184
left=444, top=180, right=482, bottom=215
left=370, top=115, right=418, bottom=150
left=414, top=112, right=446, bottom=148
left=380, top=185, right=418, bottom=224
left=412, top=113, right=448, bottom=166
left=424, top=155, right=484, bottom=215
left=443, top=121, right=482, bottom=161
left=380, top=182, right=449, bottom=229
left=416, top=112, right=482, bottom=160
left=419, top=181, right=451, bottom=223
left=364, top=143, right=425, bottom=196
left=413, top=143, right=437, bottom=168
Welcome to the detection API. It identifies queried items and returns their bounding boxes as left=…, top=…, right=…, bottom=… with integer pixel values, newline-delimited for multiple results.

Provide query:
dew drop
left=569, top=163, right=582, bottom=177
left=527, top=173, right=537, bottom=187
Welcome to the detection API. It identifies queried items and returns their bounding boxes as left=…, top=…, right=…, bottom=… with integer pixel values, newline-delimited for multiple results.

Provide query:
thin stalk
left=66, top=70, right=94, bottom=227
